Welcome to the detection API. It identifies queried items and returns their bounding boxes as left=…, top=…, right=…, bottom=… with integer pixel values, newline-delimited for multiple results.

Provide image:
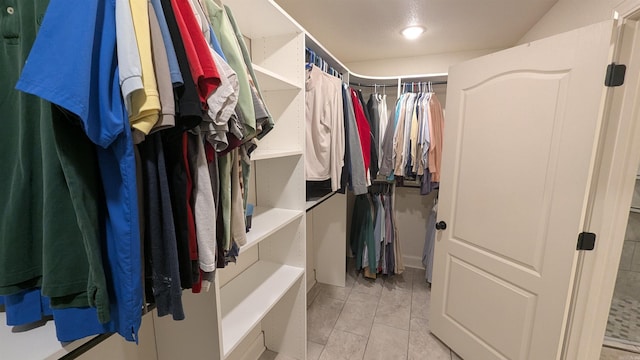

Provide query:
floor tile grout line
left=314, top=283, right=346, bottom=359
left=405, top=275, right=414, bottom=360
left=359, top=271, right=384, bottom=360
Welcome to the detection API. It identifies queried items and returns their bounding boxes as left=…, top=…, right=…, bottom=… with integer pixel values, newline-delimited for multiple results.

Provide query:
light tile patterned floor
left=607, top=296, right=640, bottom=344
left=600, top=346, right=640, bottom=360
left=266, top=266, right=640, bottom=360
left=304, top=265, right=458, bottom=360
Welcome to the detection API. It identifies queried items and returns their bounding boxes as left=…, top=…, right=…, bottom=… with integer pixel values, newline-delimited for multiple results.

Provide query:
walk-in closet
left=5, top=0, right=640, bottom=360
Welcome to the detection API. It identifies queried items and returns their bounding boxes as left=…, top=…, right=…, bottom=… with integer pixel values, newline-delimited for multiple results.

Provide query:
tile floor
left=303, top=266, right=459, bottom=360
left=259, top=265, right=640, bottom=360
left=600, top=346, right=640, bottom=360
left=606, top=296, right=640, bottom=343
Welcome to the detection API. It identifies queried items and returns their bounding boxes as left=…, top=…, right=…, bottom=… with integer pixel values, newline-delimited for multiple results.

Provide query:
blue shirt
left=16, top=0, right=142, bottom=342
left=150, top=0, right=183, bottom=86
left=209, top=24, right=226, bottom=61
left=2, top=289, right=111, bottom=342
left=2, top=290, right=52, bottom=326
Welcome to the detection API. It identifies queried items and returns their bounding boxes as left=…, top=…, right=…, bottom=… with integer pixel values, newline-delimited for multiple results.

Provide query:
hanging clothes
left=358, top=90, right=379, bottom=180
left=423, top=197, right=438, bottom=284
left=305, top=64, right=345, bottom=192
left=372, top=93, right=388, bottom=171
left=139, top=132, right=184, bottom=320
left=350, top=184, right=402, bottom=277
left=160, top=0, right=203, bottom=130
left=129, top=0, right=162, bottom=140
left=350, top=195, right=376, bottom=273
left=149, top=3, right=177, bottom=133
left=5, top=0, right=276, bottom=343
left=340, top=84, right=368, bottom=195
left=378, top=88, right=444, bottom=194
left=428, top=93, right=445, bottom=182
left=226, top=5, right=275, bottom=140
left=204, top=0, right=256, bottom=140
left=16, top=0, right=143, bottom=341
left=350, top=88, right=372, bottom=184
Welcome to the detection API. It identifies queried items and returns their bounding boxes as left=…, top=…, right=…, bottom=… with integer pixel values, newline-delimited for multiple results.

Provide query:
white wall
left=519, top=0, right=622, bottom=43
left=345, top=49, right=501, bottom=77
left=394, top=188, right=437, bottom=269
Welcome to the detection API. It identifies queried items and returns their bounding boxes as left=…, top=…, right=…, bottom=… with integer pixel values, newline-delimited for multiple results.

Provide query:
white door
left=430, top=20, right=617, bottom=360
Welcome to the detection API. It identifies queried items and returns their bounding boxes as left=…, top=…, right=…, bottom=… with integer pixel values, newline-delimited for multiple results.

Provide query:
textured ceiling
left=275, top=0, right=558, bottom=64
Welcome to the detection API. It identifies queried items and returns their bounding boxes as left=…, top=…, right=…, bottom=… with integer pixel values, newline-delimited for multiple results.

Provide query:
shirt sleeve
left=15, top=0, right=123, bottom=149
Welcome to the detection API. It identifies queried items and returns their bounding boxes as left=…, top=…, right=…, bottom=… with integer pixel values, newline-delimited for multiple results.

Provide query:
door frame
left=563, top=1, right=640, bottom=358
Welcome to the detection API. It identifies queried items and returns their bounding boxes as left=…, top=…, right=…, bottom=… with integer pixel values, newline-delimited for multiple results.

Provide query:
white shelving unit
left=253, top=64, right=300, bottom=91
left=153, top=1, right=306, bottom=360
left=220, top=261, right=304, bottom=357
left=240, top=207, right=303, bottom=254
left=251, top=149, right=303, bottom=161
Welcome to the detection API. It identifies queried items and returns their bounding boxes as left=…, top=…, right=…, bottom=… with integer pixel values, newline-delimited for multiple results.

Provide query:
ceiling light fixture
left=401, top=25, right=425, bottom=40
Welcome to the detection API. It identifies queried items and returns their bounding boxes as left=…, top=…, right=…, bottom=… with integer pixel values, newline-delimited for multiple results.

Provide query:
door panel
left=454, top=71, right=569, bottom=272
left=431, top=20, right=616, bottom=360
left=445, top=257, right=536, bottom=360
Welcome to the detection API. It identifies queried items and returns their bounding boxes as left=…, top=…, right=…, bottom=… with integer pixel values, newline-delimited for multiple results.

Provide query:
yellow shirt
left=129, top=0, right=160, bottom=136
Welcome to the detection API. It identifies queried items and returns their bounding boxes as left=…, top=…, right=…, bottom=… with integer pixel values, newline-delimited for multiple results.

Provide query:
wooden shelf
left=241, top=207, right=303, bottom=254
left=253, top=64, right=301, bottom=91
left=220, top=261, right=304, bottom=358
left=222, top=0, right=301, bottom=38
left=251, top=149, right=302, bottom=161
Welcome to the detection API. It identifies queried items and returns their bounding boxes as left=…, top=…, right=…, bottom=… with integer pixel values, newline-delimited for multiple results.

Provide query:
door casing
left=563, top=2, right=640, bottom=359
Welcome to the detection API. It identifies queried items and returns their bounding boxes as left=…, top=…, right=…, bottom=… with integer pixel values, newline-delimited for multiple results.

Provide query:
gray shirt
left=343, top=84, right=368, bottom=195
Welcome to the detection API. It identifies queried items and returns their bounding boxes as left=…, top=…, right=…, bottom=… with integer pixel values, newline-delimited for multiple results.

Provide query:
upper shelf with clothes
left=304, top=32, right=449, bottom=100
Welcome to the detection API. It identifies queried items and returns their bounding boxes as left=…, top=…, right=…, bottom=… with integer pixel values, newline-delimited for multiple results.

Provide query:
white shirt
left=193, top=130, right=218, bottom=273
left=305, top=65, right=345, bottom=191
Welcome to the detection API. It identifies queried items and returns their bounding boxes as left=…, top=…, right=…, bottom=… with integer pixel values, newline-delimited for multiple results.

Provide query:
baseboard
left=403, top=255, right=425, bottom=270
left=225, top=326, right=265, bottom=360
left=240, top=331, right=266, bottom=360
left=306, top=278, right=317, bottom=293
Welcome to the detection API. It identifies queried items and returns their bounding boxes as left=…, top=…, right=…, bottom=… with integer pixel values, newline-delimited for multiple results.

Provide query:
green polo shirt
left=0, top=0, right=110, bottom=322
left=204, top=0, right=256, bottom=140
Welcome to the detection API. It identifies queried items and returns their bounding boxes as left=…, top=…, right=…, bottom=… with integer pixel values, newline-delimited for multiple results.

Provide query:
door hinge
left=576, top=232, right=596, bottom=251
left=605, top=63, right=626, bottom=87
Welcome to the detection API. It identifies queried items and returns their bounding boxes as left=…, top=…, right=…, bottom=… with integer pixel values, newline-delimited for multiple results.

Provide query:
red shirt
left=350, top=88, right=371, bottom=173
left=171, top=0, right=220, bottom=106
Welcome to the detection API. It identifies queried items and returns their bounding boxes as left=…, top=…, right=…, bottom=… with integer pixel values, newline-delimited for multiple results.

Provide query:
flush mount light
left=401, top=26, right=425, bottom=40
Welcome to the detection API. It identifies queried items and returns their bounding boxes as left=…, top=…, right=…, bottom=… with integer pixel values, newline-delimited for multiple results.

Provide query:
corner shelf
left=251, top=149, right=302, bottom=161
left=220, top=261, right=304, bottom=358
left=240, top=207, right=303, bottom=254
left=253, top=64, right=301, bottom=91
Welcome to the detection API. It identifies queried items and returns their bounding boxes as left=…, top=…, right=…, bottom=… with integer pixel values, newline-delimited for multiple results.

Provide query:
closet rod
left=348, top=83, right=393, bottom=88
left=350, top=81, right=448, bottom=87
left=401, top=80, right=448, bottom=85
